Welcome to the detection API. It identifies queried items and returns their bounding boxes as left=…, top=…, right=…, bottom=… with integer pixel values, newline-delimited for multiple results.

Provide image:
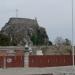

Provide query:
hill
left=1, top=18, right=50, bottom=46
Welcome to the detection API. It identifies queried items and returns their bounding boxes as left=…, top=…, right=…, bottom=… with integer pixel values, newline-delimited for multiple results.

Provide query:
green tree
left=48, top=41, right=53, bottom=45
left=64, top=38, right=71, bottom=46
left=0, top=33, right=10, bottom=46
left=31, top=34, right=37, bottom=45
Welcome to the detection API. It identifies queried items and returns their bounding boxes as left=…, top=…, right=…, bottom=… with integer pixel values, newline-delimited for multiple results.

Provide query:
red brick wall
left=29, top=55, right=73, bottom=67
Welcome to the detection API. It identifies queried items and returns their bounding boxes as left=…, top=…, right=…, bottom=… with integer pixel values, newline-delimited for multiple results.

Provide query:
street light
left=72, top=0, right=74, bottom=67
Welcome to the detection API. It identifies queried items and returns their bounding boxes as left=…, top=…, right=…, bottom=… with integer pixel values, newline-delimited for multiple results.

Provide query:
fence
left=0, top=55, right=74, bottom=68
left=29, top=55, right=73, bottom=67
left=0, top=56, right=24, bottom=68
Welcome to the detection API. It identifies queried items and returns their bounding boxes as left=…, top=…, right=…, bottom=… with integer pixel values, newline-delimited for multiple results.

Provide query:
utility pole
left=72, top=0, right=74, bottom=68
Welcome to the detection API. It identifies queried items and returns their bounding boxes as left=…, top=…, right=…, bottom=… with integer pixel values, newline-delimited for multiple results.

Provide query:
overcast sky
left=0, top=0, right=75, bottom=43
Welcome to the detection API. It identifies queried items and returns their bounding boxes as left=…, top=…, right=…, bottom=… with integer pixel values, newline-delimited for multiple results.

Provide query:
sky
left=0, top=0, right=75, bottom=44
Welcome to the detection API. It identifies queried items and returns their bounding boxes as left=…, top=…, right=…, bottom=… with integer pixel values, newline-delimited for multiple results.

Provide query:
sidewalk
left=0, top=66, right=74, bottom=75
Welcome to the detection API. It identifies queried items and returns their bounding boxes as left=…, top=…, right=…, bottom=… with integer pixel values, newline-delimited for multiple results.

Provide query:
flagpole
left=16, top=9, right=18, bottom=17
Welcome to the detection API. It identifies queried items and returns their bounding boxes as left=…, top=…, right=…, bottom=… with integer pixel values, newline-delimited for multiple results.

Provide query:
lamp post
left=72, top=0, right=74, bottom=67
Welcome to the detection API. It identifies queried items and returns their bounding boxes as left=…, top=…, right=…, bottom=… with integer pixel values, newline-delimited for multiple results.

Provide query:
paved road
left=0, top=66, right=75, bottom=75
